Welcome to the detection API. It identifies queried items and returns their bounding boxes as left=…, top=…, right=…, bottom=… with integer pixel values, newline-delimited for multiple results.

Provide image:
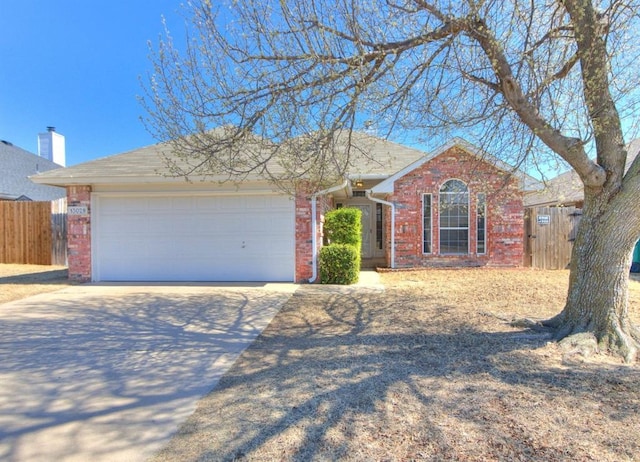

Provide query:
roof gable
left=370, top=138, right=534, bottom=194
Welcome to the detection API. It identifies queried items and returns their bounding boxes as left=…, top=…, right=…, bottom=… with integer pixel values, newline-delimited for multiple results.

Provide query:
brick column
left=295, top=195, right=314, bottom=282
left=67, top=185, right=92, bottom=281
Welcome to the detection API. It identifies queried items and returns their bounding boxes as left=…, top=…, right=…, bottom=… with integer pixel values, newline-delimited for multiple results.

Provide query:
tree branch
left=467, top=16, right=605, bottom=187
left=561, top=0, right=626, bottom=185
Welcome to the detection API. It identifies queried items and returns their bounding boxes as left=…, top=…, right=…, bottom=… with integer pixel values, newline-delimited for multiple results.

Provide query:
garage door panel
left=94, top=195, right=295, bottom=282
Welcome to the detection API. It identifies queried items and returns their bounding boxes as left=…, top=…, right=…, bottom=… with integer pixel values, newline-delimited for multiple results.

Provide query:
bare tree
left=143, top=0, right=640, bottom=361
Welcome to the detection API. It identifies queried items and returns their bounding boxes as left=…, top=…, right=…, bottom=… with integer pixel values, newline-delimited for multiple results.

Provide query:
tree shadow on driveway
left=0, top=286, right=291, bottom=462
left=151, top=286, right=640, bottom=461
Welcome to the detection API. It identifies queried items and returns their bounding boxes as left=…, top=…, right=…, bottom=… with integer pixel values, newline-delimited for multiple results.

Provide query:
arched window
left=439, top=180, right=469, bottom=254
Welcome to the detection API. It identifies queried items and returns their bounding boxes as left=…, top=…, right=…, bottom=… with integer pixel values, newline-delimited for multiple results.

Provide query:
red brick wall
left=295, top=195, right=313, bottom=282
left=387, top=147, right=523, bottom=268
left=66, top=185, right=92, bottom=281
left=295, top=193, right=331, bottom=282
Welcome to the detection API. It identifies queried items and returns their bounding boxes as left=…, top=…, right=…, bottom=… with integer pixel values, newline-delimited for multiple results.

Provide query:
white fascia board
left=369, top=179, right=395, bottom=194
left=347, top=173, right=389, bottom=180
left=29, top=173, right=271, bottom=188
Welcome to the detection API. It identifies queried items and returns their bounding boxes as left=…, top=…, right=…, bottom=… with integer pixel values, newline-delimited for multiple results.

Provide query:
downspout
left=308, top=179, right=349, bottom=283
left=366, top=191, right=396, bottom=269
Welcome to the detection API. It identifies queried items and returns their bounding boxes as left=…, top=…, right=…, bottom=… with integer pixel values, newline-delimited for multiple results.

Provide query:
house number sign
left=68, top=206, right=88, bottom=216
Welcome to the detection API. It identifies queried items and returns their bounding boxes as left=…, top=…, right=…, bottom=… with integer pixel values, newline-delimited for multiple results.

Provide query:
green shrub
left=324, top=208, right=362, bottom=247
left=319, top=244, right=360, bottom=284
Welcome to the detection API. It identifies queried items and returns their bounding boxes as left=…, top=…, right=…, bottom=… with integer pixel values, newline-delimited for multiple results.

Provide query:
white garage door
left=93, top=194, right=295, bottom=282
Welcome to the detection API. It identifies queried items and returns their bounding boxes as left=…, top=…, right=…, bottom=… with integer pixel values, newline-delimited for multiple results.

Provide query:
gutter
left=347, top=173, right=389, bottom=180
left=366, top=190, right=396, bottom=269
left=308, top=179, right=349, bottom=283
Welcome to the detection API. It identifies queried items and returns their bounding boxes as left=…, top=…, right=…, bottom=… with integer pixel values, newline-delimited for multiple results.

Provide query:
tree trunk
left=546, top=192, right=640, bottom=363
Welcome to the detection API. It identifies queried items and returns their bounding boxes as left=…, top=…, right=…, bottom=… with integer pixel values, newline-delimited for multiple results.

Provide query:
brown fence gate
left=524, top=206, right=582, bottom=270
left=51, top=198, right=68, bottom=266
left=0, top=199, right=67, bottom=265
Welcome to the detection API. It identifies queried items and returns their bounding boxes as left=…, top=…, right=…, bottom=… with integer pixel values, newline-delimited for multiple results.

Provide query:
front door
left=352, top=204, right=372, bottom=258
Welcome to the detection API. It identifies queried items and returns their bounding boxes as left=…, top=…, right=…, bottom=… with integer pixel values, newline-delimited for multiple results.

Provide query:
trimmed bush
left=320, top=208, right=362, bottom=284
left=324, top=208, right=362, bottom=248
left=319, top=244, right=360, bottom=285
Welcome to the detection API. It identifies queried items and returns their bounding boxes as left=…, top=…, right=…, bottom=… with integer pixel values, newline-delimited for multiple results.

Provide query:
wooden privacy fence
left=0, top=199, right=67, bottom=265
left=524, top=206, right=582, bottom=269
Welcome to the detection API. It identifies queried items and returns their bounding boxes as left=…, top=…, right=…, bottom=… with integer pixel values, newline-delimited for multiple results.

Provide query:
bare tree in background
left=143, top=0, right=640, bottom=361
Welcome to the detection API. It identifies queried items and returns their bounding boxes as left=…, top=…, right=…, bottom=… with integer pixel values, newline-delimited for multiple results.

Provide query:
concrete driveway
left=0, top=283, right=295, bottom=462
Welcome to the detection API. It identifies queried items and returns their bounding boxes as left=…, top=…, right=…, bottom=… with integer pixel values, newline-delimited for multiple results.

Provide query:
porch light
left=354, top=179, right=364, bottom=188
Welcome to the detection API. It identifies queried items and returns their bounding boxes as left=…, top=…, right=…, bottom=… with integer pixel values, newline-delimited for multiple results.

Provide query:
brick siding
left=295, top=194, right=314, bottom=282
left=295, top=194, right=330, bottom=282
left=386, top=147, right=524, bottom=268
left=66, top=185, right=92, bottom=281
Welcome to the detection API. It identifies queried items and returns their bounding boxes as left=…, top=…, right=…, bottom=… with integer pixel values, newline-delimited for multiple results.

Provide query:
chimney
left=38, top=126, right=66, bottom=166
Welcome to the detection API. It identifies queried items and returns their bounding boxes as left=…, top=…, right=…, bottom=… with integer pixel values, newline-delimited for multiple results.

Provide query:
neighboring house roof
left=31, top=131, right=533, bottom=191
left=0, top=139, right=66, bottom=201
left=524, top=138, right=640, bottom=207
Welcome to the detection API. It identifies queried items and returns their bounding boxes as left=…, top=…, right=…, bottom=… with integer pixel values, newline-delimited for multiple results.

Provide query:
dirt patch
left=152, top=268, right=640, bottom=461
left=0, top=264, right=77, bottom=305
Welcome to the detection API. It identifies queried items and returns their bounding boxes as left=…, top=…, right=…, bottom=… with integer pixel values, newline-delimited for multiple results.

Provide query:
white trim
left=347, top=173, right=389, bottom=180
left=30, top=174, right=277, bottom=187
left=91, top=193, right=99, bottom=282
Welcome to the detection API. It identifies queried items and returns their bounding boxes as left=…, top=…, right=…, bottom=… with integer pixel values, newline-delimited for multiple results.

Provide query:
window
left=477, top=193, right=486, bottom=254
left=439, top=180, right=469, bottom=254
left=376, top=203, right=383, bottom=250
left=423, top=194, right=432, bottom=253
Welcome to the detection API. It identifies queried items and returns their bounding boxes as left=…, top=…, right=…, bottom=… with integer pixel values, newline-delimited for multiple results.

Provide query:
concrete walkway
left=0, top=283, right=295, bottom=462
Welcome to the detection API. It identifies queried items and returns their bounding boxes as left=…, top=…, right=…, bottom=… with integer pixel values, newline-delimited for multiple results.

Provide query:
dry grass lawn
left=153, top=268, right=640, bottom=462
left=0, top=264, right=76, bottom=304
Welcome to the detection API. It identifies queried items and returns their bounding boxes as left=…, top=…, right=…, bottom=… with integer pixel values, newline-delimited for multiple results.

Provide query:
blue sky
left=0, top=1, right=184, bottom=166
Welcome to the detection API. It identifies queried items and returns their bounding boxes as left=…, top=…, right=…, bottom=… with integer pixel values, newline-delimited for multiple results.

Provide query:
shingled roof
left=31, top=130, right=533, bottom=191
left=0, top=140, right=65, bottom=201
left=30, top=131, right=429, bottom=186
